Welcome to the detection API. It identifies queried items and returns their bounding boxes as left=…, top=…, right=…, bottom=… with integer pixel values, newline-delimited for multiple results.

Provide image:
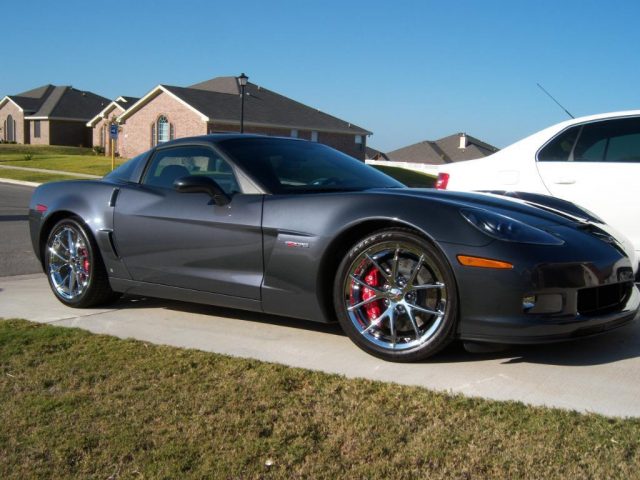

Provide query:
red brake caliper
left=362, top=267, right=382, bottom=321
left=79, top=248, right=90, bottom=276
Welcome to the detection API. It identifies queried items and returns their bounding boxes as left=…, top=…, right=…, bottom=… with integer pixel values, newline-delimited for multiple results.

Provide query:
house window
left=311, top=131, right=318, bottom=142
left=34, top=120, right=41, bottom=138
left=290, top=129, right=298, bottom=138
left=100, top=126, right=105, bottom=147
left=157, top=116, right=169, bottom=143
left=152, top=115, right=174, bottom=146
left=355, top=135, right=362, bottom=144
left=6, top=114, right=15, bottom=142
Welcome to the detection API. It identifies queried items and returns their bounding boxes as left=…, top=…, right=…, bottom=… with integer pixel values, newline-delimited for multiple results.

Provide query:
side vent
left=109, top=188, right=120, bottom=207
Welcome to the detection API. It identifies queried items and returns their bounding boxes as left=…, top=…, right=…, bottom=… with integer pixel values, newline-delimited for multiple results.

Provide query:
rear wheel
left=334, top=229, right=458, bottom=362
left=44, top=217, right=118, bottom=307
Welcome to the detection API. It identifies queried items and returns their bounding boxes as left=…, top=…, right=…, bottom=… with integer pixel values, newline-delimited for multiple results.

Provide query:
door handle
left=552, top=177, right=576, bottom=185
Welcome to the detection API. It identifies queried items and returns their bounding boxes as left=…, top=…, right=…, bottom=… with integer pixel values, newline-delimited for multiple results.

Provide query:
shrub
left=23, top=153, right=33, bottom=160
left=92, top=146, right=105, bottom=155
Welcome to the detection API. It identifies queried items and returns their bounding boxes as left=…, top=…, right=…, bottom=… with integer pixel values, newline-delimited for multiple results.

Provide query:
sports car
left=29, top=135, right=639, bottom=361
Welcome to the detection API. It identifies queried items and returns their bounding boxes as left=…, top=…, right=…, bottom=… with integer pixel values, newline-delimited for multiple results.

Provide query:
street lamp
left=237, top=73, right=249, bottom=133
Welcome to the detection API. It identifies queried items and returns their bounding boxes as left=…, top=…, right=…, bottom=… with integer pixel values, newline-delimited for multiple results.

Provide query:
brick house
left=116, top=76, right=371, bottom=159
left=0, top=84, right=109, bottom=147
left=387, top=133, right=499, bottom=164
left=86, top=96, right=138, bottom=155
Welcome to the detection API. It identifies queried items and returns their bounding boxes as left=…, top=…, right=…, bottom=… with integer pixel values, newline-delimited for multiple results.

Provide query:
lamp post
left=237, top=73, right=248, bottom=133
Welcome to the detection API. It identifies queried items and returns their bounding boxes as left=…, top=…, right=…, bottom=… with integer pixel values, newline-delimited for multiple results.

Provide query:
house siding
left=92, top=104, right=125, bottom=155
left=29, top=120, right=50, bottom=145
left=207, top=123, right=367, bottom=160
left=0, top=101, right=26, bottom=143
left=119, top=92, right=207, bottom=158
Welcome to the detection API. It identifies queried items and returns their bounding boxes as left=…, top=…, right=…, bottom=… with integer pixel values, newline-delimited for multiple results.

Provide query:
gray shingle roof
left=6, top=84, right=109, bottom=120
left=115, top=96, right=139, bottom=109
left=387, top=133, right=499, bottom=164
left=157, top=76, right=370, bottom=134
left=365, top=146, right=389, bottom=160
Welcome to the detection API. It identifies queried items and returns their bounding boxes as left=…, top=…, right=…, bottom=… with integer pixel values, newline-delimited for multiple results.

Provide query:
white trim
left=117, top=85, right=209, bottom=123
left=86, top=102, right=125, bottom=127
left=24, top=116, right=92, bottom=122
left=0, top=96, right=25, bottom=113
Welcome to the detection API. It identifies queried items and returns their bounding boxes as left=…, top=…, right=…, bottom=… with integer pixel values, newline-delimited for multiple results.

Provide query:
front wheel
left=334, top=229, right=458, bottom=362
left=44, top=217, right=118, bottom=308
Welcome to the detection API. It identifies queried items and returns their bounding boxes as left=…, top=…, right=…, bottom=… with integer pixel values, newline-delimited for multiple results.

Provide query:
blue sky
left=2, top=0, right=639, bottom=151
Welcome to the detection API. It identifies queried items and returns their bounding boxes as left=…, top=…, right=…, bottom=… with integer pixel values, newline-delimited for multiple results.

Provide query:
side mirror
left=173, top=175, right=231, bottom=206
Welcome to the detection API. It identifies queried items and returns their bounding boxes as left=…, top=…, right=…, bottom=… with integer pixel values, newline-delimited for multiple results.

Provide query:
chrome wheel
left=343, top=240, right=448, bottom=351
left=47, top=224, right=91, bottom=301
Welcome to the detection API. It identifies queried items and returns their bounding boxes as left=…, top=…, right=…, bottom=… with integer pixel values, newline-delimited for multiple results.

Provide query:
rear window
left=537, top=127, right=580, bottom=162
left=538, top=116, right=640, bottom=163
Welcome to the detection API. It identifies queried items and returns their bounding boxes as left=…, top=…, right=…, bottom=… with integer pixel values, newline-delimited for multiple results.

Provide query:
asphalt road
left=0, top=183, right=41, bottom=276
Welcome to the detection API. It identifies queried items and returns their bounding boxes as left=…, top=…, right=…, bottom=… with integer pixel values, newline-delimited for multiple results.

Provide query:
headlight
left=461, top=209, right=564, bottom=245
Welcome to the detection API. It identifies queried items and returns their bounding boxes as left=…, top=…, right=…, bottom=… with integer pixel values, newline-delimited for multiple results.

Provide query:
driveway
left=0, top=183, right=41, bottom=276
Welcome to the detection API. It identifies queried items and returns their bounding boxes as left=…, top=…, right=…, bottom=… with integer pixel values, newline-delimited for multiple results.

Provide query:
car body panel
left=113, top=186, right=263, bottom=299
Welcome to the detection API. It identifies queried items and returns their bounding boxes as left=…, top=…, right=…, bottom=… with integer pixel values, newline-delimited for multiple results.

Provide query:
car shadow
left=431, top=319, right=640, bottom=366
left=111, top=295, right=640, bottom=366
left=113, top=295, right=344, bottom=336
left=0, top=214, right=29, bottom=222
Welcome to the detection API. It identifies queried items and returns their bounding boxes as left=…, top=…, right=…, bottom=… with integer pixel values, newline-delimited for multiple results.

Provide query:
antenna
left=536, top=83, right=574, bottom=119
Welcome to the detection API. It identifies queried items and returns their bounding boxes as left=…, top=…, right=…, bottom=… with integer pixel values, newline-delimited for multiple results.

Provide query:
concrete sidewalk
left=2, top=273, right=640, bottom=417
left=0, top=164, right=100, bottom=178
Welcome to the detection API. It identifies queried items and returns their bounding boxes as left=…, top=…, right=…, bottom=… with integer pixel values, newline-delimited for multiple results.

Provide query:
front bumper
left=445, top=227, right=639, bottom=345
left=459, top=285, right=638, bottom=344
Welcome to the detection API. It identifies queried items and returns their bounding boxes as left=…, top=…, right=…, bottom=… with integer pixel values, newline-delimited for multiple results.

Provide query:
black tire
left=333, top=228, right=458, bottom=362
left=44, top=217, right=119, bottom=308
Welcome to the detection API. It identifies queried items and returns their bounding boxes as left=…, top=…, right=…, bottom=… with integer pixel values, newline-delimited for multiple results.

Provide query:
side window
left=537, top=126, right=580, bottom=162
left=573, top=117, right=640, bottom=163
left=143, top=146, right=240, bottom=194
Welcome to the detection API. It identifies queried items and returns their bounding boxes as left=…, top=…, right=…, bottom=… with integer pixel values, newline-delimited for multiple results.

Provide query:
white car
left=436, top=110, right=640, bottom=271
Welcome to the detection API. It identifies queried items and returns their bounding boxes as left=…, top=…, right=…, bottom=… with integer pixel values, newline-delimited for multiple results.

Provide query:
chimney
left=458, top=133, right=467, bottom=149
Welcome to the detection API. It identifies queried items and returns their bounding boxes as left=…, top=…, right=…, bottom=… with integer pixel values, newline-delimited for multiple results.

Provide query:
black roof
left=115, top=96, right=139, bottom=109
left=6, top=84, right=109, bottom=120
left=142, top=76, right=370, bottom=135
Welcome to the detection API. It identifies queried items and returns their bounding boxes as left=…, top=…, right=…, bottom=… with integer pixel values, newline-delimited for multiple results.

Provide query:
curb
left=0, top=178, right=41, bottom=187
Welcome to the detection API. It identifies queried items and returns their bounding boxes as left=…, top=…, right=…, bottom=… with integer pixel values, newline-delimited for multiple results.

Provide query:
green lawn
left=373, top=164, right=437, bottom=188
left=0, top=319, right=638, bottom=479
left=0, top=144, right=125, bottom=177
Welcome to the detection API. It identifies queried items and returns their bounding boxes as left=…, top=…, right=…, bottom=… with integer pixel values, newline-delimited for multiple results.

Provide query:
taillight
left=36, top=204, right=48, bottom=213
left=435, top=172, right=449, bottom=190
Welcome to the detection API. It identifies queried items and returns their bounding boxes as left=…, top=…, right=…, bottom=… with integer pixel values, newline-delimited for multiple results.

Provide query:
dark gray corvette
left=29, top=135, right=639, bottom=361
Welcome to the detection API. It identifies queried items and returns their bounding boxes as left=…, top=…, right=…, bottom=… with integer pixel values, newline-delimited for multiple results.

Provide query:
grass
left=0, top=169, right=90, bottom=183
left=373, top=164, right=437, bottom=188
left=0, top=319, right=638, bottom=479
left=0, top=144, right=94, bottom=156
left=0, top=144, right=126, bottom=178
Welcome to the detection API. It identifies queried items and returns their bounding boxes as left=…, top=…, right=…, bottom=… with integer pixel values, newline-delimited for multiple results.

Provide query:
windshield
left=103, top=154, right=145, bottom=183
left=216, top=137, right=404, bottom=194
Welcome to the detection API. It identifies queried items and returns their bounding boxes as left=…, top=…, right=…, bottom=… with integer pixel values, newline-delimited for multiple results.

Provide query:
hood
left=376, top=187, right=586, bottom=229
